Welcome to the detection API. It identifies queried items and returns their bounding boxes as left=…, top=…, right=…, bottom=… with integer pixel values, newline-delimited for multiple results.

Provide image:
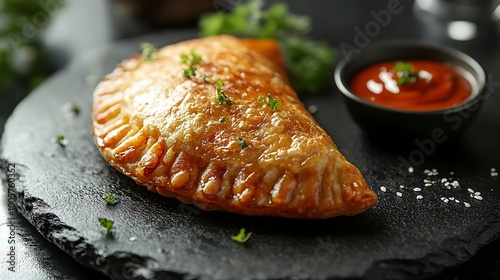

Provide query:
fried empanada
left=92, top=35, right=377, bottom=218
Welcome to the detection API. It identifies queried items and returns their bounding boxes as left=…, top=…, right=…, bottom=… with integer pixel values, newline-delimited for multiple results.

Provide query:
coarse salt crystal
left=400, top=185, right=405, bottom=189
left=474, top=192, right=481, bottom=196
left=491, top=168, right=497, bottom=172
left=416, top=195, right=423, bottom=200
left=474, top=195, right=483, bottom=201
left=129, top=236, right=137, bottom=242
left=449, top=197, right=455, bottom=201
left=492, top=172, right=499, bottom=177
left=441, top=178, right=448, bottom=183
left=452, top=181, right=459, bottom=187
left=464, top=202, right=471, bottom=208
left=380, top=186, right=387, bottom=192
left=413, top=187, right=422, bottom=192
left=396, top=192, right=403, bottom=197
left=408, top=167, right=414, bottom=173
left=468, top=188, right=474, bottom=193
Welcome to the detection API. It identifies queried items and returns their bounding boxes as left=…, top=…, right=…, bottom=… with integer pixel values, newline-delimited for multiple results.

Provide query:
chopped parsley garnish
left=140, top=42, right=155, bottom=61
left=232, top=228, right=252, bottom=243
left=394, top=61, right=420, bottom=85
left=183, top=66, right=197, bottom=77
left=181, top=49, right=202, bottom=78
left=237, top=137, right=248, bottom=149
left=258, top=94, right=280, bottom=110
left=215, top=80, right=233, bottom=105
left=98, top=217, right=114, bottom=233
left=181, top=49, right=202, bottom=64
left=219, top=116, right=227, bottom=123
left=70, top=102, right=80, bottom=115
left=267, top=95, right=280, bottom=110
left=198, top=0, right=335, bottom=94
left=55, top=135, right=67, bottom=146
left=180, top=53, right=189, bottom=64
left=103, top=194, right=118, bottom=205
left=189, top=49, right=202, bottom=65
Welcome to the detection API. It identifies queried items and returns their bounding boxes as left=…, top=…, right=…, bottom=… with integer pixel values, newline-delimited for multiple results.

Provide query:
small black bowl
left=334, top=40, right=486, bottom=139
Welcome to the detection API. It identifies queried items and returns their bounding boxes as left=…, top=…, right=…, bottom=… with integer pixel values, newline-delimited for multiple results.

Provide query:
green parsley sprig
left=181, top=49, right=202, bottom=65
left=394, top=61, right=420, bottom=86
left=199, top=0, right=335, bottom=94
left=215, top=80, right=233, bottom=105
left=141, top=42, right=156, bottom=61
left=181, top=49, right=203, bottom=78
left=98, top=217, right=114, bottom=233
left=103, top=193, right=119, bottom=205
left=258, top=94, right=280, bottom=110
left=232, top=228, right=253, bottom=243
left=55, top=135, right=68, bottom=146
left=237, top=137, right=249, bottom=149
left=200, top=0, right=309, bottom=39
left=183, top=66, right=197, bottom=78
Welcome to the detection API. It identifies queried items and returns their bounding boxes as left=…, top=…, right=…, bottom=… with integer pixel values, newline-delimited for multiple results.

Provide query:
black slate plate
left=1, top=30, right=500, bottom=280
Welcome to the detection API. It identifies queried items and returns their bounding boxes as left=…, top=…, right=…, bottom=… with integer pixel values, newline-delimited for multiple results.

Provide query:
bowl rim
left=334, top=39, right=486, bottom=115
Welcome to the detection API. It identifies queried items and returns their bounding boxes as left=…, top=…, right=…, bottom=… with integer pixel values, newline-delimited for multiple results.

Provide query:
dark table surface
left=1, top=0, right=500, bottom=279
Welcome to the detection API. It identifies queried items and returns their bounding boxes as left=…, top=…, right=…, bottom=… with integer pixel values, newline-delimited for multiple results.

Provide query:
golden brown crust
left=92, top=35, right=377, bottom=218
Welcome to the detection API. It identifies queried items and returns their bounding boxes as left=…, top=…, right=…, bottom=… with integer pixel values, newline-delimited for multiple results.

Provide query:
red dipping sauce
left=349, top=60, right=472, bottom=111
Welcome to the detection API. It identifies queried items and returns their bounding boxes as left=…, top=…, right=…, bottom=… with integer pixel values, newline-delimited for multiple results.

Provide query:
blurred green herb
left=394, top=61, right=420, bottom=85
left=258, top=94, right=280, bottom=110
left=281, top=37, right=335, bottom=93
left=231, top=228, right=252, bottom=243
left=183, top=66, right=197, bottom=77
left=181, top=49, right=202, bottom=77
left=141, top=42, right=155, bottom=61
left=55, top=134, right=67, bottom=146
left=70, top=102, right=80, bottom=115
left=0, top=1, right=65, bottom=94
left=98, top=217, right=114, bottom=233
left=103, top=193, right=118, bottom=205
left=199, top=0, right=335, bottom=94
